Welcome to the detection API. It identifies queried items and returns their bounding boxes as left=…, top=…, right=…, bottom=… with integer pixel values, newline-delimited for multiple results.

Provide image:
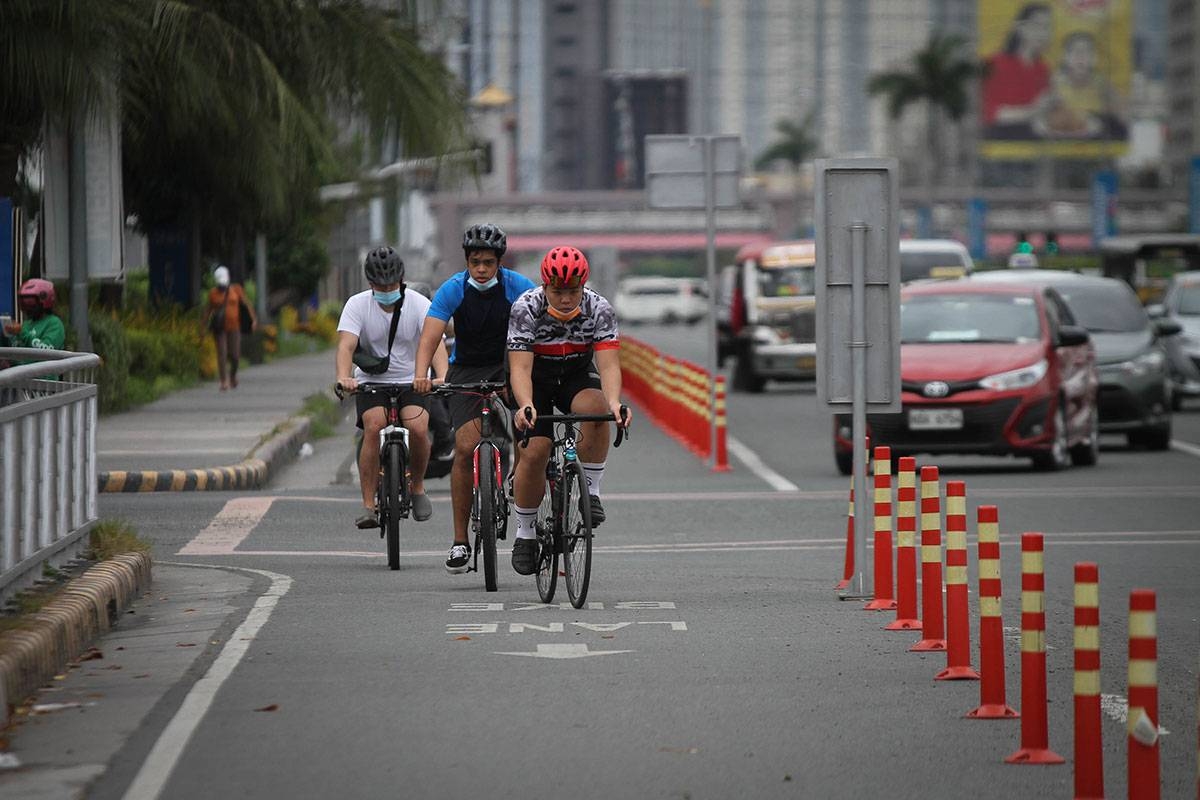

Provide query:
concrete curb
left=97, top=416, right=312, bottom=493
left=0, top=552, right=153, bottom=727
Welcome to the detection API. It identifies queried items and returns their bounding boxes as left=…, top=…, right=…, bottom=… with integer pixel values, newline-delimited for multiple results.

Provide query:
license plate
left=908, top=408, right=963, bottom=430
left=796, top=355, right=815, bottom=370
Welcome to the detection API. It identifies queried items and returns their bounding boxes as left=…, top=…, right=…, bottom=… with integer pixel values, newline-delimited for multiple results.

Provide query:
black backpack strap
left=384, top=288, right=405, bottom=354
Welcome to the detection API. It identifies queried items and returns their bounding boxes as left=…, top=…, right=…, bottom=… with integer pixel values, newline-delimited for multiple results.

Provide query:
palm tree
left=867, top=32, right=983, bottom=213
left=755, top=112, right=820, bottom=236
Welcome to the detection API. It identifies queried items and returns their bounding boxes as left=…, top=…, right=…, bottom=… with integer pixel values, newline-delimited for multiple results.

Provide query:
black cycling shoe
left=579, top=494, right=605, bottom=527
left=511, top=538, right=539, bottom=575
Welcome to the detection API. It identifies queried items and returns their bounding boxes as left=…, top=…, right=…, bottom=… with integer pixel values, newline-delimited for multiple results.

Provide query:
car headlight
left=979, top=359, right=1048, bottom=391
left=1110, top=350, right=1165, bottom=378
left=751, top=326, right=794, bottom=345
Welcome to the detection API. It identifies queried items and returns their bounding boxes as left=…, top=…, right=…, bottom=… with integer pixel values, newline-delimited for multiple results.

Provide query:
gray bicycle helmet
left=363, top=246, right=404, bottom=285
left=462, top=223, right=507, bottom=257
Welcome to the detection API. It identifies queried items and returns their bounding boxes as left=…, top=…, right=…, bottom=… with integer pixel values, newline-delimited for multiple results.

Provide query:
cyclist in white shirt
left=336, top=246, right=447, bottom=529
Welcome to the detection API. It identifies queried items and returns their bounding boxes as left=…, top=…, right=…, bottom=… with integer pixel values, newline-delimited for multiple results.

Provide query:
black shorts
left=446, top=362, right=510, bottom=431
left=355, top=388, right=428, bottom=429
left=527, top=365, right=602, bottom=439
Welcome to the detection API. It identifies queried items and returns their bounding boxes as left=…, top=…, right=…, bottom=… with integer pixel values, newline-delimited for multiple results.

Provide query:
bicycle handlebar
left=333, top=382, right=415, bottom=401
left=431, top=381, right=509, bottom=396
left=519, top=406, right=630, bottom=449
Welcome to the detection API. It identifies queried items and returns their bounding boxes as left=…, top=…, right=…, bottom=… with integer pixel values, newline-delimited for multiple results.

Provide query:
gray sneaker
left=411, top=493, right=433, bottom=521
left=511, top=538, right=539, bottom=575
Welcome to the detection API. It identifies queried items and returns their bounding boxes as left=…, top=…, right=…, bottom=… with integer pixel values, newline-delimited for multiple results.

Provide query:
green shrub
left=125, top=328, right=170, bottom=376
left=89, top=313, right=130, bottom=414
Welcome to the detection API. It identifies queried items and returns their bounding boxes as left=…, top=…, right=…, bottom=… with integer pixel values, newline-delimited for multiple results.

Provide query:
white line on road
left=177, top=496, right=276, bottom=555
left=1171, top=439, right=1200, bottom=458
left=726, top=436, right=800, bottom=492
left=121, top=564, right=293, bottom=800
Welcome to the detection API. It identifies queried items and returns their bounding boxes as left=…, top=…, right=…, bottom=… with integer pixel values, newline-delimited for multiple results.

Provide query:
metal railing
left=0, top=348, right=101, bottom=607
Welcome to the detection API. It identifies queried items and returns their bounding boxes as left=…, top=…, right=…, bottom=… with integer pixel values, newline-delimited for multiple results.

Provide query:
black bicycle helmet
left=363, top=246, right=404, bottom=285
left=462, top=223, right=507, bottom=257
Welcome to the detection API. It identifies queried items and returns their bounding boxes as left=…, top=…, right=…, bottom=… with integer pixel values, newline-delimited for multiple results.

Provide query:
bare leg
left=359, top=408, right=385, bottom=510
left=572, top=389, right=611, bottom=465
left=514, top=438, right=551, bottom=509
left=404, top=405, right=430, bottom=495
left=214, top=331, right=229, bottom=388
left=450, top=422, right=482, bottom=545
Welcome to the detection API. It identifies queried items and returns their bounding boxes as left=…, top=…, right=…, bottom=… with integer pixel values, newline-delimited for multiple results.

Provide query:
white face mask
left=468, top=275, right=499, bottom=291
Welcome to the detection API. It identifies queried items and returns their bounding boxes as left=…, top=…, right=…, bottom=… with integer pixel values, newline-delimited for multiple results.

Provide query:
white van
left=615, top=277, right=708, bottom=324
left=899, top=239, right=975, bottom=284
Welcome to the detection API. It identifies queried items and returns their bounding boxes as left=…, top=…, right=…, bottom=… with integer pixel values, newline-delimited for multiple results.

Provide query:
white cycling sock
left=581, top=461, right=605, bottom=497
left=514, top=505, right=538, bottom=540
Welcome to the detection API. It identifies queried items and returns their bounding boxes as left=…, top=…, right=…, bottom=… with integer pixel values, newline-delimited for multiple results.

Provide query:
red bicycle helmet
left=19, top=278, right=56, bottom=310
left=540, top=246, right=589, bottom=287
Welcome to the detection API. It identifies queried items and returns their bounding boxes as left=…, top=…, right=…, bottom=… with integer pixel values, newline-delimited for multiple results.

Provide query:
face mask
left=546, top=304, right=581, bottom=322
left=373, top=288, right=402, bottom=306
left=468, top=275, right=499, bottom=291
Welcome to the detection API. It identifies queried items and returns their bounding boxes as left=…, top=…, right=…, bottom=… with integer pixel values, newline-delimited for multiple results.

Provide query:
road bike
left=431, top=381, right=512, bottom=592
left=335, top=382, right=415, bottom=570
left=520, top=409, right=629, bottom=609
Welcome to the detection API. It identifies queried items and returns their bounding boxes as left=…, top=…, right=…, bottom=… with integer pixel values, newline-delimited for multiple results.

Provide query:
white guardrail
left=0, top=348, right=101, bottom=607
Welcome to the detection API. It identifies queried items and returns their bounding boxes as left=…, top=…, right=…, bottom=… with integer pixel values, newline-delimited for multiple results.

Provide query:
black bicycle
left=520, top=409, right=629, bottom=609
left=335, top=382, right=415, bottom=570
left=431, top=381, right=512, bottom=592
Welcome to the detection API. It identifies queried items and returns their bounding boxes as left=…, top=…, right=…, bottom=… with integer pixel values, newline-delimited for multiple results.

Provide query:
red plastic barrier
left=936, top=480, right=978, bottom=680
left=886, top=457, right=920, bottom=631
left=911, top=466, right=946, bottom=652
left=967, top=505, right=1017, bottom=718
left=1128, top=589, right=1161, bottom=799
left=864, top=447, right=896, bottom=611
left=1073, top=562, right=1104, bottom=799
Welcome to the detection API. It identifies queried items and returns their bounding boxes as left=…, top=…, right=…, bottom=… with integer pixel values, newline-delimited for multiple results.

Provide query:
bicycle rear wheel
left=476, top=442, right=500, bottom=592
left=561, top=462, right=592, bottom=609
left=534, top=478, right=558, bottom=604
left=385, top=443, right=403, bottom=570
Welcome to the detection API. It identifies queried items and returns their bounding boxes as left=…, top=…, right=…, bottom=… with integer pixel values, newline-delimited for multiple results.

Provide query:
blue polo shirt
left=428, top=268, right=536, bottom=365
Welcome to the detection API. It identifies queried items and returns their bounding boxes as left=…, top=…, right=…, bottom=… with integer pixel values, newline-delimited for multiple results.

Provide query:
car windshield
left=1175, top=284, right=1200, bottom=315
left=900, top=251, right=968, bottom=283
left=1053, top=282, right=1147, bottom=332
left=901, top=294, right=1041, bottom=343
left=757, top=266, right=814, bottom=298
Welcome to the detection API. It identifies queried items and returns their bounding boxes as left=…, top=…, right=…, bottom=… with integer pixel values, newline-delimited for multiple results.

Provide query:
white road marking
left=122, top=564, right=293, bottom=800
left=495, top=643, right=634, bottom=659
left=1171, top=439, right=1200, bottom=458
left=177, top=497, right=276, bottom=555
left=726, top=436, right=800, bottom=492
left=1100, top=693, right=1170, bottom=735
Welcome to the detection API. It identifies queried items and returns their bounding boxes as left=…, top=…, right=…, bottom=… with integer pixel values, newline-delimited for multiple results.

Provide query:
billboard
left=978, top=0, right=1131, bottom=159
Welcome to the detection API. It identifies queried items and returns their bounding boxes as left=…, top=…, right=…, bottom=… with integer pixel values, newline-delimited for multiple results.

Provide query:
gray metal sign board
left=644, top=135, right=741, bottom=209
left=814, top=158, right=900, bottom=412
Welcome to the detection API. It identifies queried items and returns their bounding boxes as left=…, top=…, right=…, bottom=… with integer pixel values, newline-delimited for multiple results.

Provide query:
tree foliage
left=754, top=111, right=820, bottom=171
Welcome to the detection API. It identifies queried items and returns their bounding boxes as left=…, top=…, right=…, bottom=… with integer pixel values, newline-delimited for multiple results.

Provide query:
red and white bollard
left=1128, top=589, right=1161, bottom=800
left=967, top=505, right=1017, bottom=718
left=864, top=447, right=896, bottom=611
left=911, top=466, right=946, bottom=652
left=886, top=457, right=920, bottom=631
left=1073, top=562, right=1104, bottom=799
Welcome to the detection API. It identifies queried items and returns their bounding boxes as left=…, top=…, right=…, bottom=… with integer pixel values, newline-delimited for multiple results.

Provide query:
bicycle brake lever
left=614, top=405, right=630, bottom=447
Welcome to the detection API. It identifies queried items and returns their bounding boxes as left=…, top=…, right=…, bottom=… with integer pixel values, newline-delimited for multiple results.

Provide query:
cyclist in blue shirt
left=414, top=224, right=536, bottom=574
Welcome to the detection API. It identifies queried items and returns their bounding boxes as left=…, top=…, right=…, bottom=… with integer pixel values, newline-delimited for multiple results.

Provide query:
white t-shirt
left=337, top=288, right=432, bottom=383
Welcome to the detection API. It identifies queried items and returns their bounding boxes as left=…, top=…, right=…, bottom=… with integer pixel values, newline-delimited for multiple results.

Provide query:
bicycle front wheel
left=385, top=443, right=403, bottom=570
left=476, top=443, right=500, bottom=592
left=561, top=462, right=592, bottom=609
left=534, top=478, right=558, bottom=604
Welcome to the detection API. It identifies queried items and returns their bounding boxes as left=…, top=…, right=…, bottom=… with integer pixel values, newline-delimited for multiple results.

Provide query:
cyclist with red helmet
left=2, top=279, right=66, bottom=353
left=506, top=246, right=632, bottom=576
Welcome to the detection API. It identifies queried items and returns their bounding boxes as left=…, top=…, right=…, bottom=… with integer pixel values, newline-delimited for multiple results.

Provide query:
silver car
left=1149, top=270, right=1200, bottom=409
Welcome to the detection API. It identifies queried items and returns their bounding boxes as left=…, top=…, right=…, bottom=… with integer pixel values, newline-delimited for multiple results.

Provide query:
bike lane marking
left=177, top=497, right=275, bottom=555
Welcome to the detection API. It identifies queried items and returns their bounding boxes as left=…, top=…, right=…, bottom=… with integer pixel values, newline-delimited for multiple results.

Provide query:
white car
left=1150, top=270, right=1200, bottom=408
left=614, top=277, right=708, bottom=325
left=900, top=239, right=975, bottom=283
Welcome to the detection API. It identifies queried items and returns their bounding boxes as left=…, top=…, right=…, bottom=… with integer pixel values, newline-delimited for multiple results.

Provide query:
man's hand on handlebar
left=413, top=376, right=433, bottom=394
left=611, top=402, right=632, bottom=429
left=335, top=376, right=358, bottom=398
left=514, top=405, right=537, bottom=432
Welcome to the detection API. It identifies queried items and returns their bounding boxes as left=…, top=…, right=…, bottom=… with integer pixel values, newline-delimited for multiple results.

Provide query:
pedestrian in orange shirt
left=206, top=265, right=256, bottom=391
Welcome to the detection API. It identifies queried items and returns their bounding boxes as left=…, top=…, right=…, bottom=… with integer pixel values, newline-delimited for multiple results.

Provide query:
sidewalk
left=97, top=349, right=336, bottom=491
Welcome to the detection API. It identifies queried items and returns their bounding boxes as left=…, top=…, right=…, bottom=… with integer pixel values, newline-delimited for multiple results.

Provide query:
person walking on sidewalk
left=206, top=265, right=256, bottom=391
left=413, top=223, right=536, bottom=574
left=337, top=246, right=445, bottom=530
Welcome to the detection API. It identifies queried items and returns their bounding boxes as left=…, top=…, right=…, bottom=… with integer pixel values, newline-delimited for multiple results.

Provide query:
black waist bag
left=352, top=293, right=403, bottom=374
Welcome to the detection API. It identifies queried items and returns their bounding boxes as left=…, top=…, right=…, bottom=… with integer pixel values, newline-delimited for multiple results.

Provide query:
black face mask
left=19, top=299, right=43, bottom=319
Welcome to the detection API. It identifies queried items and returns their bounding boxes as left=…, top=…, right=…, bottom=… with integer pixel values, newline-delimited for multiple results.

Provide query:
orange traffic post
left=911, top=466, right=946, bottom=652
left=886, top=456, right=921, bottom=631
left=835, top=436, right=869, bottom=591
left=1128, top=589, right=1161, bottom=800
left=936, top=480, right=979, bottom=680
left=1073, top=562, right=1104, bottom=800
left=864, top=447, right=897, bottom=611
left=1005, top=532, right=1065, bottom=765
left=713, top=375, right=730, bottom=472
left=967, top=505, right=1017, bottom=718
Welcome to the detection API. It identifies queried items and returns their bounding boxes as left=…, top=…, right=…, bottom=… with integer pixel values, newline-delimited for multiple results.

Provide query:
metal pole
left=703, top=136, right=719, bottom=468
left=849, top=221, right=872, bottom=599
left=68, top=123, right=91, bottom=351
left=255, top=233, right=269, bottom=320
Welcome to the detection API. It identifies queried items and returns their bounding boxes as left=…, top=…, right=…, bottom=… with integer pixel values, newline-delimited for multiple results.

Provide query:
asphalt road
left=4, top=323, right=1198, bottom=799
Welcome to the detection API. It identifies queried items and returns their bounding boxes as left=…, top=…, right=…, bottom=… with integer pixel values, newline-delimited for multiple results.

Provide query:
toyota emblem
left=923, top=381, right=950, bottom=398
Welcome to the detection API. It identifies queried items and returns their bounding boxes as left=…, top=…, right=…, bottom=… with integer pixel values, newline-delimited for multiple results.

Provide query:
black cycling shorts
left=445, top=362, right=510, bottom=431
left=355, top=388, right=427, bottom=430
left=526, top=365, right=602, bottom=439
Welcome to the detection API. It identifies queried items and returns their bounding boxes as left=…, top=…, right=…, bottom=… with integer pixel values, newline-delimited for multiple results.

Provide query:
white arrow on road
left=495, top=643, right=633, bottom=659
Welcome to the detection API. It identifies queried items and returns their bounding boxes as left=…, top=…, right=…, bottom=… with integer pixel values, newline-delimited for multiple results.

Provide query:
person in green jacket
left=2, top=279, right=66, bottom=354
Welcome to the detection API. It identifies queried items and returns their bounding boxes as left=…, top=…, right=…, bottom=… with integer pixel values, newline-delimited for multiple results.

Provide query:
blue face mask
left=373, top=288, right=402, bottom=306
left=468, top=275, right=499, bottom=291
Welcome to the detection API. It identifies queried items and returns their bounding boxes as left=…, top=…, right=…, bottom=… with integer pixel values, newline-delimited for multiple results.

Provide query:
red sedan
left=833, top=280, right=1100, bottom=473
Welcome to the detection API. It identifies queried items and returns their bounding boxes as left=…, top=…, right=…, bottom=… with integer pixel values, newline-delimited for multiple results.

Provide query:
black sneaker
left=579, top=494, right=605, bottom=527
left=355, top=511, right=379, bottom=529
left=511, top=538, right=539, bottom=575
left=445, top=542, right=471, bottom=574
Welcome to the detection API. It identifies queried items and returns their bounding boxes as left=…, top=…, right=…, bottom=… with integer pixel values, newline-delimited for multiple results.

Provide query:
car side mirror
left=1145, top=303, right=1166, bottom=318
left=1057, top=324, right=1090, bottom=347
left=1152, top=317, right=1182, bottom=337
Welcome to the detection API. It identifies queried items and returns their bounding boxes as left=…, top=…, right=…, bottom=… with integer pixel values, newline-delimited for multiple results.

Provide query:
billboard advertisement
left=978, top=0, right=1131, bottom=159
